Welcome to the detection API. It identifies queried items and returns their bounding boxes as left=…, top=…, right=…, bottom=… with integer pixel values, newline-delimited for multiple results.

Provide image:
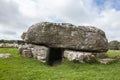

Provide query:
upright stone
left=31, top=45, right=49, bottom=63
left=64, top=50, right=96, bottom=63
left=22, top=49, right=33, bottom=58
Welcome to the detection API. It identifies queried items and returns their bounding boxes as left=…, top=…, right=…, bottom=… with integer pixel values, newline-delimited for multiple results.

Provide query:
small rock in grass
left=0, top=53, right=11, bottom=58
left=99, top=58, right=116, bottom=64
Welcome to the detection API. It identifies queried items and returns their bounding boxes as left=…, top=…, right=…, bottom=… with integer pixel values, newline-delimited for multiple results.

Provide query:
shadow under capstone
left=47, top=48, right=64, bottom=66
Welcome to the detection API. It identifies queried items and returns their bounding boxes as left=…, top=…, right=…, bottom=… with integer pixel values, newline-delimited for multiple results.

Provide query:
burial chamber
left=47, top=48, right=64, bottom=66
left=21, top=22, right=108, bottom=66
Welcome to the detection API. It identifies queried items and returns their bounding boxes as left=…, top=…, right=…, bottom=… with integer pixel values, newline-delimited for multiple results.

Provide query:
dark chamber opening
left=47, top=48, right=63, bottom=66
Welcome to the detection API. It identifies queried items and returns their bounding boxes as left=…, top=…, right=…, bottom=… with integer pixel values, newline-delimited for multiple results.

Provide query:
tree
left=109, top=40, right=120, bottom=50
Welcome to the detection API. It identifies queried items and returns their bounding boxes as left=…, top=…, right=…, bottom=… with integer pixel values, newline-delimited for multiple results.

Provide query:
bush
left=109, top=40, right=120, bottom=50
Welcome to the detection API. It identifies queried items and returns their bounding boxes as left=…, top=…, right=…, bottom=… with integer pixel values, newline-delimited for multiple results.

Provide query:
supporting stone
left=31, top=45, right=49, bottom=63
left=22, top=49, right=33, bottom=58
left=64, top=50, right=97, bottom=63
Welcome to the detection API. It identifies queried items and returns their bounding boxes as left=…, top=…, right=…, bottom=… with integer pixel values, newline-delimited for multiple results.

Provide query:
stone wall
left=18, top=44, right=108, bottom=64
left=0, top=43, right=18, bottom=48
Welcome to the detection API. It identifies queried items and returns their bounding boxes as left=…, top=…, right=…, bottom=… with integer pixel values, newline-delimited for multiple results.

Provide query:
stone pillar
left=31, top=45, right=49, bottom=63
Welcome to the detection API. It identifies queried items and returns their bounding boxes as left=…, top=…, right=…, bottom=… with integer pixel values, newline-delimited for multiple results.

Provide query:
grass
left=0, top=48, right=120, bottom=80
left=107, top=50, right=120, bottom=57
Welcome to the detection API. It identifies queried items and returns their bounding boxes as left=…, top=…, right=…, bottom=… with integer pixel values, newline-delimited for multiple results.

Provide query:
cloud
left=13, top=0, right=99, bottom=24
left=0, top=0, right=120, bottom=41
left=0, top=0, right=32, bottom=40
left=92, top=9, right=120, bottom=41
left=1, top=30, right=16, bottom=35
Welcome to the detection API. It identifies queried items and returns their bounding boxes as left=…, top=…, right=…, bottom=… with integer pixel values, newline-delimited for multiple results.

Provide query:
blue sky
left=94, top=0, right=105, bottom=8
left=95, top=0, right=120, bottom=10
left=0, top=0, right=120, bottom=41
left=95, top=0, right=118, bottom=7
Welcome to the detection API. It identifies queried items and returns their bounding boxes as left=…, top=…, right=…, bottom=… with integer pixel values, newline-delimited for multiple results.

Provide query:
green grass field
left=0, top=48, right=120, bottom=80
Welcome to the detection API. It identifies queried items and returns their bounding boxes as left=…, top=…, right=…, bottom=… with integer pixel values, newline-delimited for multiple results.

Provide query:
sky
left=0, top=0, right=120, bottom=41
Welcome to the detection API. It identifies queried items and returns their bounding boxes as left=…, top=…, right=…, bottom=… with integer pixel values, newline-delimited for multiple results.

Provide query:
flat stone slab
left=22, top=22, right=108, bottom=52
left=0, top=53, right=11, bottom=58
left=99, top=58, right=116, bottom=64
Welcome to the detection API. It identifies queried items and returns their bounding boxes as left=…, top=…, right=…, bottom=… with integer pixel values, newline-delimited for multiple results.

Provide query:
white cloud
left=92, top=9, right=120, bottom=41
left=0, top=0, right=120, bottom=41
left=13, top=0, right=98, bottom=23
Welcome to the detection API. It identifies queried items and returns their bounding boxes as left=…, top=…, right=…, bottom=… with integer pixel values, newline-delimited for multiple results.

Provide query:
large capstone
left=23, top=22, right=108, bottom=52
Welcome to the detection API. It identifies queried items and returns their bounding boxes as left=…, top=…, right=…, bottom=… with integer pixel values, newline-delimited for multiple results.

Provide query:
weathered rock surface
left=64, top=50, right=97, bottom=63
left=18, top=44, right=30, bottom=55
left=21, top=32, right=26, bottom=40
left=22, top=49, right=33, bottom=58
left=23, top=22, right=108, bottom=52
left=31, top=45, right=49, bottom=63
left=18, top=44, right=49, bottom=62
